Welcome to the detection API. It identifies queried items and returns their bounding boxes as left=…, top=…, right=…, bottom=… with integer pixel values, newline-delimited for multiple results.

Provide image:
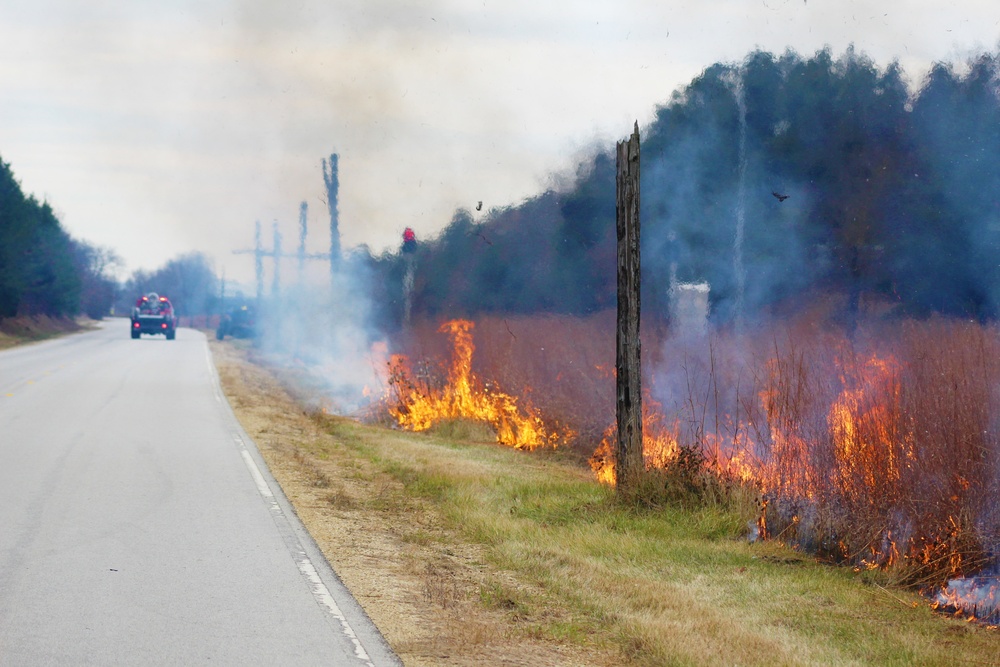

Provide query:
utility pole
left=231, top=220, right=268, bottom=304
left=271, top=221, right=282, bottom=297
left=615, top=122, right=643, bottom=492
left=234, top=159, right=343, bottom=299
left=322, top=153, right=341, bottom=280
left=238, top=220, right=265, bottom=304
left=234, top=208, right=330, bottom=301
left=298, top=201, right=308, bottom=286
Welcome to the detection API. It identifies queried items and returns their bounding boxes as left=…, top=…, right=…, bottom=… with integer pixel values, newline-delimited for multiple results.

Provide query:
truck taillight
left=161, top=323, right=168, bottom=329
left=133, top=321, right=140, bottom=328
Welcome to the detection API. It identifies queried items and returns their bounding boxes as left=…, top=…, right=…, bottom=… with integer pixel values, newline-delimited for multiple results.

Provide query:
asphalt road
left=0, top=321, right=400, bottom=666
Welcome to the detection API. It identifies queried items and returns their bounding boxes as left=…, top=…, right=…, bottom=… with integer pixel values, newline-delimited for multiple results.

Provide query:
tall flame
left=828, top=355, right=912, bottom=509
left=381, top=315, right=995, bottom=623
left=388, top=320, right=569, bottom=449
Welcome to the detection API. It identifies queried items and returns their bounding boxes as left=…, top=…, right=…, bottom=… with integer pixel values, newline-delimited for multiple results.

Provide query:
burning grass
left=316, top=397, right=999, bottom=665
left=690, top=321, right=997, bottom=586
left=609, top=318, right=1000, bottom=621
left=380, top=312, right=1000, bottom=625
left=385, top=319, right=576, bottom=450
left=216, top=328, right=999, bottom=664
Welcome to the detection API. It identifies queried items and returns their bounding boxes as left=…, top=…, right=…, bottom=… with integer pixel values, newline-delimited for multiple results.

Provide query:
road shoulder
left=209, top=340, right=614, bottom=667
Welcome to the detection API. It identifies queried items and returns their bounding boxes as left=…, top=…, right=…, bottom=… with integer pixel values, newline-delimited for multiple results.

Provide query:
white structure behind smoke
left=670, top=282, right=710, bottom=336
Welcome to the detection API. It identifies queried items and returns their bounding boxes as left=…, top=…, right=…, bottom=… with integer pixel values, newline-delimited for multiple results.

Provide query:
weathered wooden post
left=323, top=153, right=341, bottom=275
left=616, top=122, right=643, bottom=491
left=254, top=220, right=264, bottom=305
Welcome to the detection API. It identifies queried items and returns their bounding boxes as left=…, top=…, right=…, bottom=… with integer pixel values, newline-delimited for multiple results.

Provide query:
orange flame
left=587, top=353, right=925, bottom=566
left=828, top=354, right=912, bottom=504
left=388, top=320, right=569, bottom=449
left=931, top=575, right=1000, bottom=626
left=588, top=396, right=680, bottom=485
left=587, top=351, right=986, bottom=583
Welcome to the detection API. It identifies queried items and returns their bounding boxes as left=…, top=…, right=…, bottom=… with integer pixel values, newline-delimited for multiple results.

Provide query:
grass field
left=386, top=314, right=1000, bottom=591
left=215, top=340, right=999, bottom=666
left=322, top=419, right=997, bottom=666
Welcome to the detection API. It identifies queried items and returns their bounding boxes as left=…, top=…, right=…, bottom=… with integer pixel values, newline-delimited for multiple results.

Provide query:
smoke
left=621, top=47, right=1000, bottom=324
left=641, top=75, right=816, bottom=325
left=314, top=45, right=1000, bottom=412
left=253, top=251, right=386, bottom=415
left=897, top=55, right=1000, bottom=318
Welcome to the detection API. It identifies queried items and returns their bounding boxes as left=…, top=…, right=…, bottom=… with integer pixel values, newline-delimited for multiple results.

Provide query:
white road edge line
left=233, top=433, right=374, bottom=666
left=239, top=448, right=275, bottom=501
left=205, top=346, right=223, bottom=404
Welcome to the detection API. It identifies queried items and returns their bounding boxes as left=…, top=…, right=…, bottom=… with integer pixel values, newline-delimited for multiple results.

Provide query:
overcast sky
left=1, top=0, right=998, bottom=286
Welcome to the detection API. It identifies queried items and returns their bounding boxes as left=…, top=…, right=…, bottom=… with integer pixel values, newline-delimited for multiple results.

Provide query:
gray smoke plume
left=254, top=250, right=386, bottom=415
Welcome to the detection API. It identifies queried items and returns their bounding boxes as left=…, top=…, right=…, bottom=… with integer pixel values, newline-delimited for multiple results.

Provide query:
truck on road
left=131, top=293, right=177, bottom=340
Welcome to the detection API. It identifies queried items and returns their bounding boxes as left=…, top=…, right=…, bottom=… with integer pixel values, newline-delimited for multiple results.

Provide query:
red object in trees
left=402, top=227, right=417, bottom=253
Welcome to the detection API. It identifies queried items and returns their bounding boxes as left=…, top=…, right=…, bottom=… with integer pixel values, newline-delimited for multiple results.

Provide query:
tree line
left=367, top=47, right=1000, bottom=328
left=0, top=157, right=220, bottom=322
left=8, top=46, right=999, bottom=329
left=0, top=157, right=117, bottom=320
left=115, top=253, right=219, bottom=318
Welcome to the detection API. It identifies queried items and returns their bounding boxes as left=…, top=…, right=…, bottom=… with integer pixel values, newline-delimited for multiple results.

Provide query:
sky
left=1, top=0, right=998, bottom=287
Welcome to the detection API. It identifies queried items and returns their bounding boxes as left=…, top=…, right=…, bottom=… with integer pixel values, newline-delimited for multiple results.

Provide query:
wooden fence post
left=616, top=122, right=642, bottom=491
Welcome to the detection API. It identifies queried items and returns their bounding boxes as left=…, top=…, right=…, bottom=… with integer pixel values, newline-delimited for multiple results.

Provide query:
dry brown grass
left=736, top=318, right=1000, bottom=586
left=213, top=337, right=1000, bottom=666
left=396, top=313, right=616, bottom=454
left=7, top=301, right=994, bottom=655
left=0, top=315, right=90, bottom=348
left=211, top=339, right=616, bottom=667
left=385, top=312, right=1000, bottom=592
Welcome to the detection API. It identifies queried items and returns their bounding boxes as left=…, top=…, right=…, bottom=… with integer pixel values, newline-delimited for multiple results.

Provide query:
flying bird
left=772, top=191, right=790, bottom=202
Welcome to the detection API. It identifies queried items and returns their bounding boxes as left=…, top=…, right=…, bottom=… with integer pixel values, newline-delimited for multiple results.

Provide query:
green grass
left=319, top=418, right=998, bottom=666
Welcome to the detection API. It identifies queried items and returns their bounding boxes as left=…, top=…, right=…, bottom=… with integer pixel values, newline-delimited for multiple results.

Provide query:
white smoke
left=254, top=252, right=387, bottom=416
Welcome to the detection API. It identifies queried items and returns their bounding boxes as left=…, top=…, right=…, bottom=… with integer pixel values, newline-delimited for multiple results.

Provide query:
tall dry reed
left=385, top=313, right=1000, bottom=586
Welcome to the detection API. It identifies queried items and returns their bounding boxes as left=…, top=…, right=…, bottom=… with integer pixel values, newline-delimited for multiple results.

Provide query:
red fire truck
left=130, top=293, right=177, bottom=340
